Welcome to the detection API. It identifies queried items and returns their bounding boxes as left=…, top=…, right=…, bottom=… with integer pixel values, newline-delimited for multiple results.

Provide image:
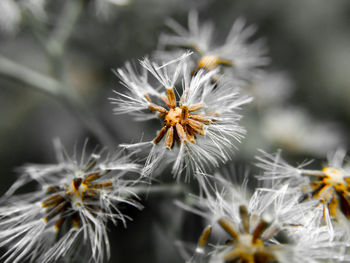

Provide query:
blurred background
left=1, top=0, right=350, bottom=262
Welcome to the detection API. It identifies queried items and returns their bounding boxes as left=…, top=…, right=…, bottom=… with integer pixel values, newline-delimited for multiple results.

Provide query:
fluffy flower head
left=158, top=11, right=269, bottom=81
left=110, top=53, right=252, bottom=180
left=0, top=139, right=142, bottom=263
left=177, top=171, right=348, bottom=263
left=256, top=149, right=350, bottom=228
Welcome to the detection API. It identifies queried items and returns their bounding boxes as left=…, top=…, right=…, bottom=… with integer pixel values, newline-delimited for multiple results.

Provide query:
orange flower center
left=165, top=107, right=183, bottom=126
left=304, top=167, right=350, bottom=219
left=322, top=167, right=348, bottom=191
left=148, top=88, right=211, bottom=148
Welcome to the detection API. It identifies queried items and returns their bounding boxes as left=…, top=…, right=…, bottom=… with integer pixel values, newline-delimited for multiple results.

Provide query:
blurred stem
left=0, top=55, right=60, bottom=96
left=47, top=0, right=84, bottom=57
left=22, top=10, right=49, bottom=49
left=46, top=0, right=85, bottom=80
left=24, top=0, right=84, bottom=80
left=6, top=0, right=116, bottom=147
left=0, top=54, right=115, bottom=147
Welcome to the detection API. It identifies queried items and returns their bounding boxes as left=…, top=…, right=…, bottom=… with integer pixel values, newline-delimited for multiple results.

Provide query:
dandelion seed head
left=112, top=53, right=250, bottom=179
left=158, top=11, right=269, bottom=81
left=322, top=167, right=348, bottom=188
left=180, top=171, right=349, bottom=263
left=183, top=194, right=284, bottom=262
left=256, top=148, right=350, bottom=233
left=0, top=140, right=142, bottom=263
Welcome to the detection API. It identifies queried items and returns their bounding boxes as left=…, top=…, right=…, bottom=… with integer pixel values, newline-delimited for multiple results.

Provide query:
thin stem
left=0, top=54, right=61, bottom=96
left=0, top=54, right=115, bottom=147
left=22, top=9, right=49, bottom=49
left=47, top=0, right=84, bottom=58
left=46, top=0, right=85, bottom=80
left=1, top=0, right=115, bottom=146
left=300, top=169, right=325, bottom=177
left=22, top=0, right=84, bottom=80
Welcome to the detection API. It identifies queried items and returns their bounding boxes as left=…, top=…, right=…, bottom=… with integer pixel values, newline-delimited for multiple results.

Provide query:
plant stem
left=47, top=0, right=84, bottom=57
left=0, top=54, right=115, bottom=147
left=0, top=55, right=60, bottom=96
left=46, top=0, right=85, bottom=80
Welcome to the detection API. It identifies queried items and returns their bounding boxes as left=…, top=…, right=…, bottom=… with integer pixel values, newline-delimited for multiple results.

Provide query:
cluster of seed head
left=2, top=7, right=350, bottom=263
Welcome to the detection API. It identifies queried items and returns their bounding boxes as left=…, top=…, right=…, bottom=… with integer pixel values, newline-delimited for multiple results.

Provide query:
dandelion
left=0, top=139, right=142, bottom=263
left=256, top=149, right=350, bottom=227
left=158, top=11, right=269, bottom=81
left=177, top=171, right=348, bottom=263
left=110, top=53, right=252, bottom=179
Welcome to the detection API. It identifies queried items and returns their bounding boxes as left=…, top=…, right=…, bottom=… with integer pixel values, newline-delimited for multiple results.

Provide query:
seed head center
left=224, top=233, right=267, bottom=262
left=322, top=167, right=347, bottom=187
left=67, top=178, right=88, bottom=205
left=239, top=233, right=264, bottom=248
left=165, top=107, right=183, bottom=126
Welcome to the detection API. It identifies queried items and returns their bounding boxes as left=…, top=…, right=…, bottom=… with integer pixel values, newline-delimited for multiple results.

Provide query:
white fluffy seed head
left=113, top=53, right=251, bottom=181
left=0, top=139, right=143, bottom=263
left=158, top=11, right=269, bottom=81
left=177, top=172, right=350, bottom=263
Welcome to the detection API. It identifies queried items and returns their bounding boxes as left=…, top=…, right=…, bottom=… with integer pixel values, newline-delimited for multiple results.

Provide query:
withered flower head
left=110, top=53, right=252, bottom=179
left=0, top=139, right=142, bottom=263
left=157, top=11, right=269, bottom=81
left=256, top=149, right=350, bottom=232
left=177, top=172, right=348, bottom=263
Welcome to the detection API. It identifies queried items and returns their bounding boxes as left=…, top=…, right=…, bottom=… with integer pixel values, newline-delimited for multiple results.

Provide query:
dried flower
left=0, top=139, right=142, bottom=263
left=110, top=53, right=252, bottom=179
left=256, top=149, right=350, bottom=229
left=158, top=11, right=269, bottom=81
left=177, top=171, right=348, bottom=263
